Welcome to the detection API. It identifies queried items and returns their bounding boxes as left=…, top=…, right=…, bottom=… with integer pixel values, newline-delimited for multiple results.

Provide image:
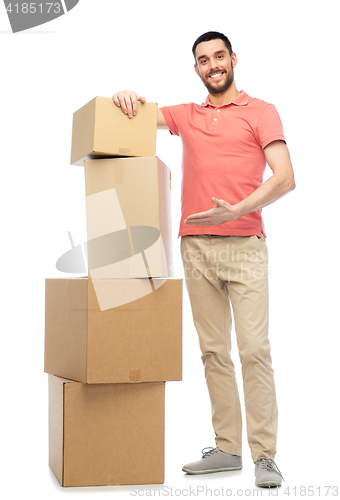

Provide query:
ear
left=194, top=63, right=201, bottom=77
left=231, top=52, right=238, bottom=69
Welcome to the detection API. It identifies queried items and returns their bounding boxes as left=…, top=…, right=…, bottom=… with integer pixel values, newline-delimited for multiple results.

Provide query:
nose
left=208, top=58, right=222, bottom=73
left=207, top=65, right=220, bottom=76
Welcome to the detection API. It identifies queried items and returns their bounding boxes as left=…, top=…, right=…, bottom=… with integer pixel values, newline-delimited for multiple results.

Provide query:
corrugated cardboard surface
left=44, top=278, right=88, bottom=382
left=48, top=374, right=64, bottom=485
left=48, top=375, right=165, bottom=487
left=44, top=278, right=182, bottom=384
left=84, top=157, right=173, bottom=279
left=71, top=97, right=157, bottom=165
left=70, top=96, right=96, bottom=166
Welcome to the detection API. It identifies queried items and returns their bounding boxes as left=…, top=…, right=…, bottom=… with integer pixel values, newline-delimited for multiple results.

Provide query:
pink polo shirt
left=160, top=90, right=285, bottom=238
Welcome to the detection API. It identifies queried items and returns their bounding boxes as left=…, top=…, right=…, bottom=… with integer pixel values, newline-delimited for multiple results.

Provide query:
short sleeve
left=159, top=106, right=182, bottom=136
left=255, top=104, right=286, bottom=149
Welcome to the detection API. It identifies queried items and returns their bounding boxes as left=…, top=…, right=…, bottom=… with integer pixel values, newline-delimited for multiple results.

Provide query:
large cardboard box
left=55, top=157, right=173, bottom=278
left=71, top=97, right=157, bottom=165
left=44, top=277, right=182, bottom=384
left=84, top=156, right=173, bottom=279
left=48, top=375, right=165, bottom=487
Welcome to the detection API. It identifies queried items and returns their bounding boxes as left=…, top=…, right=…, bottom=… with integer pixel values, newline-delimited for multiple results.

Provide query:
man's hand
left=112, top=90, right=146, bottom=118
left=184, top=197, right=239, bottom=226
left=112, top=90, right=169, bottom=129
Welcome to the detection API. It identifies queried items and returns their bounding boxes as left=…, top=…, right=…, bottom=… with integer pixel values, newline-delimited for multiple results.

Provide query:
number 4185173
left=6, top=3, right=62, bottom=14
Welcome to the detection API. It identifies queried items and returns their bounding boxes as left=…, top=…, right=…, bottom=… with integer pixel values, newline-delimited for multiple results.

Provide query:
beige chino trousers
left=181, top=235, right=278, bottom=462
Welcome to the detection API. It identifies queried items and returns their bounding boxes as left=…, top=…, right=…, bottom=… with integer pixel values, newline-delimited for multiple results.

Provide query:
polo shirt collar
left=201, top=90, right=250, bottom=108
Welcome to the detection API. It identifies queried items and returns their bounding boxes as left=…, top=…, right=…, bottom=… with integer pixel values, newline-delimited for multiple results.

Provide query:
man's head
left=192, top=31, right=237, bottom=96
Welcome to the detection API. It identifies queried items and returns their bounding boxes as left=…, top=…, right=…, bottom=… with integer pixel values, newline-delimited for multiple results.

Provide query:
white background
left=1, top=0, right=339, bottom=497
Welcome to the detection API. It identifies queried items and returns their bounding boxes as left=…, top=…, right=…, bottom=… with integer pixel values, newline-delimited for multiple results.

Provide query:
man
left=112, top=31, right=295, bottom=488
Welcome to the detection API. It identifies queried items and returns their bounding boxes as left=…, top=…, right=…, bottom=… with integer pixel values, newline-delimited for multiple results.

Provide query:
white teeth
left=210, top=73, right=223, bottom=78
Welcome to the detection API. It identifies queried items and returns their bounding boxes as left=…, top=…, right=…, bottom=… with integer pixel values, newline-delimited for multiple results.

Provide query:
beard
left=202, top=66, right=234, bottom=95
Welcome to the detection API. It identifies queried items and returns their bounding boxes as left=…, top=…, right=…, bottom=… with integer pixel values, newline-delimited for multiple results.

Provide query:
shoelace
left=258, top=458, right=285, bottom=482
left=201, top=447, right=218, bottom=458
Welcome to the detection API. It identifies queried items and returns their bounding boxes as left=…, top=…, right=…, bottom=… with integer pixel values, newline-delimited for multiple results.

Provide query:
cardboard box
left=84, top=156, right=173, bottom=279
left=44, top=277, right=182, bottom=384
left=70, top=97, right=157, bottom=165
left=48, top=375, right=165, bottom=487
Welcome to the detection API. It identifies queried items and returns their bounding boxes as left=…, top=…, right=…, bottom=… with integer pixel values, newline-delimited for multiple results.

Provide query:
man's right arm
left=112, top=90, right=168, bottom=129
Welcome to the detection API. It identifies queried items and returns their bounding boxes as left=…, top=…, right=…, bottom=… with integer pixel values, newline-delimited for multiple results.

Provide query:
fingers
left=186, top=211, right=210, bottom=220
left=212, top=197, right=229, bottom=208
left=184, top=210, right=213, bottom=224
left=212, top=197, right=222, bottom=205
left=112, top=91, right=146, bottom=118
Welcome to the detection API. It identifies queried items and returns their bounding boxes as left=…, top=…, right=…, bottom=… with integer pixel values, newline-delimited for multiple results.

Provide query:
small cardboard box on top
left=44, top=277, right=182, bottom=384
left=84, top=156, right=173, bottom=281
left=49, top=375, right=165, bottom=487
left=70, top=97, right=157, bottom=165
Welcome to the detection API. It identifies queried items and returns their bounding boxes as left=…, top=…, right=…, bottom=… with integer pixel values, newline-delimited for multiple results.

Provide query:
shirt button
left=217, top=109, right=220, bottom=112
left=214, top=118, right=217, bottom=121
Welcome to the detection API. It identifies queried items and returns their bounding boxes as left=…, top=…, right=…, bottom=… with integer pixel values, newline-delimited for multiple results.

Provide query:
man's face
left=194, top=38, right=236, bottom=95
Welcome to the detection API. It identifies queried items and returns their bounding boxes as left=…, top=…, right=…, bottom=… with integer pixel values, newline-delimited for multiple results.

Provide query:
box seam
left=86, top=280, right=89, bottom=384
left=62, top=381, right=66, bottom=487
left=92, top=97, right=98, bottom=153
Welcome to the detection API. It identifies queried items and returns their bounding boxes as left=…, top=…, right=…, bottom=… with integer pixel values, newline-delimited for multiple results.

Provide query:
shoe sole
left=256, top=480, right=282, bottom=488
left=182, top=466, right=243, bottom=475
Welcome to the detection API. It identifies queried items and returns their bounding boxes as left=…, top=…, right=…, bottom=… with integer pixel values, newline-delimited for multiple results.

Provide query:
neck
left=208, top=84, right=241, bottom=106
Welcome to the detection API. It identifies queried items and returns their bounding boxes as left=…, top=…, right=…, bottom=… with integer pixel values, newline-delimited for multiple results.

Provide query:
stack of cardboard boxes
left=44, top=97, right=182, bottom=487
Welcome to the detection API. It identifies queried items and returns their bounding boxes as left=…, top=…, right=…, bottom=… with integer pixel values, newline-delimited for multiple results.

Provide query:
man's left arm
left=184, top=140, right=296, bottom=226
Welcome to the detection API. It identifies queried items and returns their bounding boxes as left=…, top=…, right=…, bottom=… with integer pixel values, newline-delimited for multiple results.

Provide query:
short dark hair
left=192, top=31, right=233, bottom=60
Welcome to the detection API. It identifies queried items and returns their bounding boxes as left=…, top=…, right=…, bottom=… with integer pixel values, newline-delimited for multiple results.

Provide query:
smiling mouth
left=208, top=71, right=225, bottom=79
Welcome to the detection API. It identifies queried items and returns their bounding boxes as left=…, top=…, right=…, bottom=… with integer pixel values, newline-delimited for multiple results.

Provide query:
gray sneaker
left=182, top=447, right=242, bottom=475
left=254, top=458, right=284, bottom=487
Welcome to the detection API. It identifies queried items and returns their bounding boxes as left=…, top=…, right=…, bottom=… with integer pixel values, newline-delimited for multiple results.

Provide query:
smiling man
left=194, top=40, right=235, bottom=96
left=112, top=31, right=295, bottom=488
